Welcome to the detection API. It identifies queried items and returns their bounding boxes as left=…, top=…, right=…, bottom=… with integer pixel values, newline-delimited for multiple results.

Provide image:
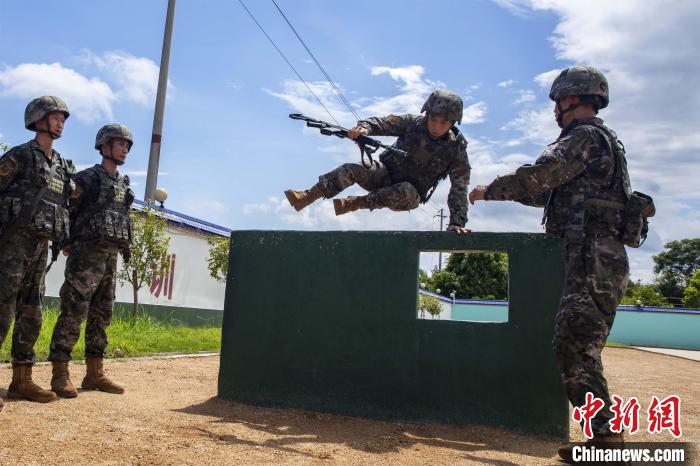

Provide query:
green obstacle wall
left=218, top=231, right=569, bottom=438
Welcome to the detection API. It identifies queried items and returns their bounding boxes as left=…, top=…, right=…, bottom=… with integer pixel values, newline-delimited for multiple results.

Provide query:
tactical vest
left=380, top=118, right=467, bottom=203
left=0, top=141, right=74, bottom=243
left=543, top=120, right=637, bottom=243
left=71, top=165, right=134, bottom=246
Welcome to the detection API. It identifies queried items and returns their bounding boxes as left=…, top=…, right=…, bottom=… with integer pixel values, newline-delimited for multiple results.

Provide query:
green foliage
left=621, top=281, right=670, bottom=306
left=0, top=142, right=8, bottom=154
left=429, top=252, right=508, bottom=299
left=418, top=268, right=430, bottom=288
left=682, top=269, right=700, bottom=308
left=117, top=207, right=171, bottom=316
left=418, top=294, right=443, bottom=319
left=207, top=236, right=230, bottom=283
left=653, top=238, right=700, bottom=304
left=0, top=307, right=221, bottom=362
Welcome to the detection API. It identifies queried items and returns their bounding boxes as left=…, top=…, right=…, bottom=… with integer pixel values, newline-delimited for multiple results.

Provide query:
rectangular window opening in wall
left=417, top=250, right=509, bottom=323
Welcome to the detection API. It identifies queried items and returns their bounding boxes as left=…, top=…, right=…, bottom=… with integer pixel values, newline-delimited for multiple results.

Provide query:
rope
left=237, top=0, right=341, bottom=125
left=271, top=0, right=362, bottom=122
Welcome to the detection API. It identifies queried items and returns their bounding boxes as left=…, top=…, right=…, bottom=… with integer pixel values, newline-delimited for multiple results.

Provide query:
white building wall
left=45, top=227, right=227, bottom=311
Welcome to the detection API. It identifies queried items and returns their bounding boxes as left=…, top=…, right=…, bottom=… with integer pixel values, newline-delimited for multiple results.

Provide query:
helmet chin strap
left=35, top=115, right=62, bottom=139
left=555, top=100, right=581, bottom=128
left=102, top=141, right=126, bottom=166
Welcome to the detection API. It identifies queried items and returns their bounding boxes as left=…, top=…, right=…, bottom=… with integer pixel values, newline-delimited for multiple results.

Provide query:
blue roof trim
left=418, top=290, right=700, bottom=314
left=132, top=199, right=231, bottom=237
left=617, top=304, right=700, bottom=315
left=419, top=290, right=507, bottom=306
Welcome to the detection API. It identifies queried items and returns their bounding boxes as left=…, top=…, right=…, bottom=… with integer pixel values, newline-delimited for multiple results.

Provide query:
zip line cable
left=271, top=0, right=361, bottom=122
left=237, top=0, right=341, bottom=125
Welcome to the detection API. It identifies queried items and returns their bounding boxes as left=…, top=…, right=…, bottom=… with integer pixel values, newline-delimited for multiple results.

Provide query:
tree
left=117, top=207, right=171, bottom=316
left=682, top=269, right=700, bottom=308
left=430, top=252, right=508, bottom=300
left=621, top=282, right=670, bottom=307
left=653, top=239, right=700, bottom=305
left=418, top=294, right=443, bottom=319
left=0, top=142, right=8, bottom=154
left=207, top=236, right=230, bottom=283
left=418, top=268, right=430, bottom=288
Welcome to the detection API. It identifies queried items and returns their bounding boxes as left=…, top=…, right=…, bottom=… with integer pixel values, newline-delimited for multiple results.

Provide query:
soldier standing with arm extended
left=469, top=66, right=644, bottom=462
left=284, top=90, right=471, bottom=234
left=48, top=124, right=135, bottom=398
left=0, top=96, right=75, bottom=406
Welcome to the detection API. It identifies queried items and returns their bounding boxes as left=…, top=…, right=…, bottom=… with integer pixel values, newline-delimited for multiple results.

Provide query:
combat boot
left=51, top=361, right=78, bottom=398
left=284, top=182, right=325, bottom=212
left=7, top=364, right=58, bottom=403
left=558, top=432, right=627, bottom=464
left=82, top=358, right=125, bottom=394
left=333, top=195, right=370, bottom=216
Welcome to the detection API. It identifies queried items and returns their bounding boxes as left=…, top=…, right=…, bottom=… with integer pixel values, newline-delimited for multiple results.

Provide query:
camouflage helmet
left=549, top=66, right=609, bottom=109
left=421, top=90, right=464, bottom=124
left=95, top=124, right=134, bottom=151
left=24, top=96, right=70, bottom=130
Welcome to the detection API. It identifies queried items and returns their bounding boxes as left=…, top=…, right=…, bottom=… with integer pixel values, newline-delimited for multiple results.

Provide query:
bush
left=682, top=269, right=700, bottom=308
left=621, top=283, right=670, bottom=307
left=418, top=294, right=443, bottom=319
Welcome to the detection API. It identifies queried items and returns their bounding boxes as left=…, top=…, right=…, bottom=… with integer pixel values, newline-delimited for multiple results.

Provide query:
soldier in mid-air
left=48, top=124, right=135, bottom=398
left=469, top=66, right=653, bottom=462
left=285, top=90, right=471, bottom=234
left=0, top=96, right=75, bottom=407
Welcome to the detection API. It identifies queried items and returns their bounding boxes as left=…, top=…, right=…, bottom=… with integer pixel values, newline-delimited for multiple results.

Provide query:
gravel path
left=0, top=347, right=697, bottom=465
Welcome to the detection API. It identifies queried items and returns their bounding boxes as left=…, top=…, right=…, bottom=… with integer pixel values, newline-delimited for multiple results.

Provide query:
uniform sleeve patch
left=0, top=160, right=15, bottom=177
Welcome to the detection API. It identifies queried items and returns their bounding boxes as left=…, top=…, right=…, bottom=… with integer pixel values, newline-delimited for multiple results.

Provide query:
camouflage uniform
left=49, top=163, right=133, bottom=362
left=0, top=140, right=74, bottom=364
left=319, top=113, right=471, bottom=226
left=485, top=117, right=631, bottom=436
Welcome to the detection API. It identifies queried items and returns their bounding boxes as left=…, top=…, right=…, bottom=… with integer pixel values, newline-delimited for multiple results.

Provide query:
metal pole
left=145, top=0, right=177, bottom=202
left=435, top=208, right=446, bottom=270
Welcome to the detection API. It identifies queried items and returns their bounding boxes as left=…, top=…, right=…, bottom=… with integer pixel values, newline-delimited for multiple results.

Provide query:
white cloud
left=514, top=89, right=536, bottom=104
left=494, top=0, right=700, bottom=281
left=492, top=0, right=535, bottom=17
left=85, top=50, right=163, bottom=106
left=500, top=103, right=558, bottom=145
left=0, top=62, right=115, bottom=123
left=497, top=79, right=517, bottom=87
left=534, top=69, right=561, bottom=88
left=0, top=50, right=166, bottom=125
left=462, top=102, right=488, bottom=124
left=269, top=65, right=485, bottom=128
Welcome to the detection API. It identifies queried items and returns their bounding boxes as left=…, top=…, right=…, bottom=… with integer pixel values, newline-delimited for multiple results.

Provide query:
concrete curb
left=631, top=346, right=700, bottom=362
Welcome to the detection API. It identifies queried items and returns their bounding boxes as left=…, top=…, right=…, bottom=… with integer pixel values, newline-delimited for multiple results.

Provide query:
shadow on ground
left=175, top=397, right=562, bottom=464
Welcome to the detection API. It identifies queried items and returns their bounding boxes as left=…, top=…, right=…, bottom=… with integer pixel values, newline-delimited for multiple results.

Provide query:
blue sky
left=1, top=0, right=698, bottom=281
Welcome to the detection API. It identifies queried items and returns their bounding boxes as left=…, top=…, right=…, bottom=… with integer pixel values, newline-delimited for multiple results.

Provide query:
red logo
left=572, top=392, right=605, bottom=439
left=150, top=253, right=176, bottom=300
left=572, top=393, right=683, bottom=438
left=609, top=395, right=641, bottom=434
left=648, top=395, right=682, bottom=438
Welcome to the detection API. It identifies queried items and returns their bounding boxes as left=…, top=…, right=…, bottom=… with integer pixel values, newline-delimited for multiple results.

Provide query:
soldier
left=285, top=90, right=471, bottom=234
left=0, top=96, right=75, bottom=406
left=469, top=66, right=632, bottom=462
left=48, top=124, right=134, bottom=398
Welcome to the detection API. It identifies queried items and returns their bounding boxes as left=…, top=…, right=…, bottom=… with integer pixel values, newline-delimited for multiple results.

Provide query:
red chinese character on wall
left=572, top=392, right=605, bottom=440
left=609, top=395, right=640, bottom=434
left=648, top=395, right=682, bottom=438
left=150, top=253, right=176, bottom=300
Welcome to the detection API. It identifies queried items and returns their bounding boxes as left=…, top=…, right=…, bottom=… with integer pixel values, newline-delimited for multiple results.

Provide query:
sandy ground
left=0, top=348, right=697, bottom=465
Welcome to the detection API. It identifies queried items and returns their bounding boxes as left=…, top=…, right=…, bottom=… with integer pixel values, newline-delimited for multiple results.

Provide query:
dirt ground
left=0, top=348, right=697, bottom=465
